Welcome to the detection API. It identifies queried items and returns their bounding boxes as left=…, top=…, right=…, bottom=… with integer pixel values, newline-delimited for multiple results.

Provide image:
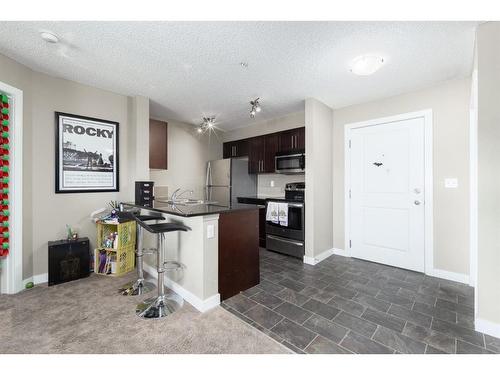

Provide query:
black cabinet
left=279, top=127, right=305, bottom=152
left=224, top=126, right=305, bottom=174
left=223, top=139, right=249, bottom=158
left=248, top=137, right=265, bottom=173
left=48, top=237, right=91, bottom=286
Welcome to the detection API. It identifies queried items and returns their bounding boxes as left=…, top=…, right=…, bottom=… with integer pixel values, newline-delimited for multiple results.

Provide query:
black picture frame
left=55, top=112, right=120, bottom=193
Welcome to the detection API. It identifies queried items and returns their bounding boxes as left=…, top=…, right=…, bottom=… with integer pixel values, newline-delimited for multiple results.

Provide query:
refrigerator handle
left=206, top=162, right=212, bottom=186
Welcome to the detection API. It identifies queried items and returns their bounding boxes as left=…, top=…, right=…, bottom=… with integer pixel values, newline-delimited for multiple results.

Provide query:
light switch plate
left=445, top=178, right=458, bottom=188
left=207, top=224, right=215, bottom=239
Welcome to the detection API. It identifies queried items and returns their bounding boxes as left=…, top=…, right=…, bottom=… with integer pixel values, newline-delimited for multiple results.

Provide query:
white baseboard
left=303, top=248, right=334, bottom=265
left=22, top=273, right=48, bottom=288
left=475, top=318, right=500, bottom=339
left=427, top=268, right=470, bottom=285
left=332, top=248, right=351, bottom=257
left=143, top=264, right=220, bottom=313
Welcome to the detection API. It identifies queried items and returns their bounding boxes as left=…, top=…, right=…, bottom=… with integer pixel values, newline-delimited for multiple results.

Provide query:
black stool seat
left=146, top=223, right=190, bottom=234
left=137, top=214, right=165, bottom=222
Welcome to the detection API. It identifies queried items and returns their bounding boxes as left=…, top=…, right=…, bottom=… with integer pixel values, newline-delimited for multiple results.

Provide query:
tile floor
left=222, top=249, right=500, bottom=354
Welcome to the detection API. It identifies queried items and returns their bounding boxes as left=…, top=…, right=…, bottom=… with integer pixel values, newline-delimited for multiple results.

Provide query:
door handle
left=267, top=234, right=304, bottom=247
left=414, top=200, right=421, bottom=205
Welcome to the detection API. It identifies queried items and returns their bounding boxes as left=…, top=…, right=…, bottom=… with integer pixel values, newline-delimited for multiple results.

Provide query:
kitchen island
left=122, top=201, right=261, bottom=311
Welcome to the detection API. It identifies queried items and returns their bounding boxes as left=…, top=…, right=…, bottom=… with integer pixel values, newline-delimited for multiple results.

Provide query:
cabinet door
left=279, top=130, right=295, bottom=152
left=264, top=133, right=279, bottom=173
left=279, top=127, right=305, bottom=152
left=149, top=119, right=168, bottom=169
left=295, top=127, right=305, bottom=150
left=248, top=137, right=264, bottom=174
left=235, top=139, right=249, bottom=157
left=223, top=142, right=232, bottom=159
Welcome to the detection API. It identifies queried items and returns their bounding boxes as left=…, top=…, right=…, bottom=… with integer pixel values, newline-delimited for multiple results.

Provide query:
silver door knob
left=414, top=200, right=421, bottom=205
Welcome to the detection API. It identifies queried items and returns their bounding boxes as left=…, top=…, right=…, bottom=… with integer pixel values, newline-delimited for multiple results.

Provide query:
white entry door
left=349, top=117, right=425, bottom=272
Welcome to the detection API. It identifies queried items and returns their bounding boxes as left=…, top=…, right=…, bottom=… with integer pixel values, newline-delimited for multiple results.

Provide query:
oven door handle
left=287, top=203, right=304, bottom=208
left=267, top=202, right=304, bottom=208
left=267, top=235, right=304, bottom=247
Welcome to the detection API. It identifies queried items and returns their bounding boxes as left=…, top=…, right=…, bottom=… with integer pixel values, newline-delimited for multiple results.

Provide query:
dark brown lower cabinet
left=218, top=208, right=260, bottom=300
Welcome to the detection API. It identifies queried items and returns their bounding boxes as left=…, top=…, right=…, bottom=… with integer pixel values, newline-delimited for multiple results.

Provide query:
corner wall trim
left=427, top=268, right=470, bottom=285
left=303, top=248, right=334, bottom=265
left=143, top=264, right=220, bottom=313
left=475, top=318, right=500, bottom=339
left=22, top=273, right=48, bottom=287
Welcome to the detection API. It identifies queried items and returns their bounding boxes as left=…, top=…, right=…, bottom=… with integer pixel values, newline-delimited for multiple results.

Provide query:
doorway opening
left=0, top=80, right=23, bottom=294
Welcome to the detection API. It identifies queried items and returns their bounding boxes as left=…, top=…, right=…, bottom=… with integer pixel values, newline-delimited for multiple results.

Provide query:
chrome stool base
left=135, top=293, right=183, bottom=319
left=119, top=280, right=155, bottom=296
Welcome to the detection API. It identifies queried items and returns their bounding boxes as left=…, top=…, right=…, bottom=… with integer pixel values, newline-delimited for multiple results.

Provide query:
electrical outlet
left=444, top=178, right=458, bottom=188
left=270, top=180, right=275, bottom=187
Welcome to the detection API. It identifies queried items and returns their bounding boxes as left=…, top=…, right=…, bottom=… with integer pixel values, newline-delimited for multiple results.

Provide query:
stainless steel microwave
left=275, top=149, right=305, bottom=174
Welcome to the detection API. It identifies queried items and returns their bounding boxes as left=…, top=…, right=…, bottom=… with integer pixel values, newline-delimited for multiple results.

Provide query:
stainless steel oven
left=266, top=182, right=305, bottom=259
left=275, top=149, right=305, bottom=174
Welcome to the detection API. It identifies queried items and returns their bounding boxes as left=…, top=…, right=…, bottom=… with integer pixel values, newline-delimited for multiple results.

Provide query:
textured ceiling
left=0, top=22, right=477, bottom=130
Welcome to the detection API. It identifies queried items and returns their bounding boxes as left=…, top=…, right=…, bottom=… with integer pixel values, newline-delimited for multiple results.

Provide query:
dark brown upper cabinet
left=279, top=127, right=305, bottom=152
left=248, top=133, right=280, bottom=174
left=223, top=139, right=249, bottom=159
left=263, top=133, right=279, bottom=173
left=223, top=126, right=305, bottom=174
left=149, top=119, right=168, bottom=170
left=248, top=137, right=264, bottom=173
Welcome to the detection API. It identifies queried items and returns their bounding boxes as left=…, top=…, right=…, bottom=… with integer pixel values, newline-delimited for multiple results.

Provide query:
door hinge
left=349, top=189, right=351, bottom=199
left=349, top=240, right=352, bottom=248
left=349, top=139, right=351, bottom=148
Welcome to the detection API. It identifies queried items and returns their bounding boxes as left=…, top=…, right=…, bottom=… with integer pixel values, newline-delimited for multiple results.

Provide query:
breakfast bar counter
left=121, top=201, right=260, bottom=311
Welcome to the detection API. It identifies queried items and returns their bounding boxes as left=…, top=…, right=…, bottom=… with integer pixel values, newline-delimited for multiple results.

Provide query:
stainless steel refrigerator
left=205, top=158, right=257, bottom=207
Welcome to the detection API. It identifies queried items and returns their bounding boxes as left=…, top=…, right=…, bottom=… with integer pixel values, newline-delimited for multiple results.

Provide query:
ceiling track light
left=250, top=98, right=261, bottom=118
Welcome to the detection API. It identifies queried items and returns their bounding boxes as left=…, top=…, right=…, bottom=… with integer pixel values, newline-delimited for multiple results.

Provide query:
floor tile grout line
left=302, top=334, right=319, bottom=352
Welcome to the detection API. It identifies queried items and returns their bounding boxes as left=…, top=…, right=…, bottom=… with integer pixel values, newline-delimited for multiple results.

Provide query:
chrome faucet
left=171, top=188, right=194, bottom=201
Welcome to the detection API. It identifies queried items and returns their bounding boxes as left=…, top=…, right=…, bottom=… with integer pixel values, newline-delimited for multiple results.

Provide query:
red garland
left=0, top=95, right=9, bottom=257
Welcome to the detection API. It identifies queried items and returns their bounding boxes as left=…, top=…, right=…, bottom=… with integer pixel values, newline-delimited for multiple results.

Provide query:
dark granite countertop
left=237, top=195, right=284, bottom=205
left=122, top=201, right=261, bottom=218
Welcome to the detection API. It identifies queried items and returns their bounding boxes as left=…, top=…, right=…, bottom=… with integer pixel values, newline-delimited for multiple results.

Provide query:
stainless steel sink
left=158, top=199, right=218, bottom=206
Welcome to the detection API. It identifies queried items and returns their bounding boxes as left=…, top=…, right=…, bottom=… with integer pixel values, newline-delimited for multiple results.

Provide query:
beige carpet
left=0, top=273, right=290, bottom=354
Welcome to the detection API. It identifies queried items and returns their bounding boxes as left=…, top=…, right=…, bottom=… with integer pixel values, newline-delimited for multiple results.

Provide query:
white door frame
left=0, top=81, right=23, bottom=294
left=344, top=109, right=433, bottom=274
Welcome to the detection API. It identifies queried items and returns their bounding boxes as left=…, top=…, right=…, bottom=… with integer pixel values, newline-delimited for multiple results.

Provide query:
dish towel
left=266, top=202, right=279, bottom=224
left=278, top=202, right=289, bottom=227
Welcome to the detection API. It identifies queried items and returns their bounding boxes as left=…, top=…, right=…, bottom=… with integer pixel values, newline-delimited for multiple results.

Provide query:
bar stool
left=118, top=211, right=190, bottom=319
left=118, top=213, right=166, bottom=296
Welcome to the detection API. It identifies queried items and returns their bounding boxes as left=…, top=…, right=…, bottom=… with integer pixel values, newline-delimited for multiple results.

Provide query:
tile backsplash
left=257, top=174, right=305, bottom=197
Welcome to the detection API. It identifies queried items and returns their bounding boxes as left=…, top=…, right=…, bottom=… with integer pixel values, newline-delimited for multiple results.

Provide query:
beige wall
left=476, top=22, right=500, bottom=326
left=305, top=98, right=334, bottom=259
left=333, top=78, right=471, bottom=275
left=0, top=53, right=149, bottom=279
left=150, top=120, right=222, bottom=199
left=222, top=111, right=304, bottom=142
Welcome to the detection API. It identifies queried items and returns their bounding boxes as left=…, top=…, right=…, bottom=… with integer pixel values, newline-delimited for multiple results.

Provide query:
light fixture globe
left=40, top=31, right=59, bottom=44
left=350, top=55, right=385, bottom=76
left=249, top=98, right=261, bottom=118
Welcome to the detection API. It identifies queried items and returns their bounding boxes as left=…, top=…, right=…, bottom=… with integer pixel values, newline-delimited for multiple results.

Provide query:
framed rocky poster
left=55, top=112, right=119, bottom=193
